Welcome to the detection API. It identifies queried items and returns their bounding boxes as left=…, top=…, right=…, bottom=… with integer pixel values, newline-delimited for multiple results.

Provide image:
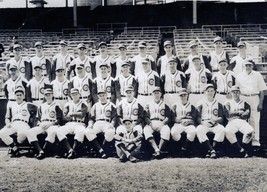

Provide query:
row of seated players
left=0, top=83, right=255, bottom=162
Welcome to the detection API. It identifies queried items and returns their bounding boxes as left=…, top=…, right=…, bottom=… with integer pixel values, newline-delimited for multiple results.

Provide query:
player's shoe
left=128, top=155, right=137, bottom=163
left=152, top=151, right=161, bottom=159
left=99, top=151, right=107, bottom=159
left=210, top=150, right=217, bottom=159
left=36, top=151, right=45, bottom=160
left=67, top=149, right=76, bottom=159
left=9, top=148, right=20, bottom=158
left=119, top=155, right=127, bottom=163
left=205, top=151, right=211, bottom=158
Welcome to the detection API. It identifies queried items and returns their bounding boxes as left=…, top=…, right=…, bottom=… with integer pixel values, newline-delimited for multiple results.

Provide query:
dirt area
left=0, top=151, right=266, bottom=192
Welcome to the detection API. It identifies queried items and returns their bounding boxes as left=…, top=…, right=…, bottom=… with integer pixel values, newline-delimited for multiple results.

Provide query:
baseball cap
left=13, top=44, right=22, bottom=49
left=244, top=60, right=253, bottom=65
left=189, top=40, right=198, bottom=48
left=44, top=88, right=53, bottom=95
left=97, top=88, right=106, bottom=94
left=118, top=44, right=126, bottom=49
left=141, top=58, right=150, bottom=64
left=77, top=43, right=86, bottom=49
left=56, top=65, right=64, bottom=71
left=138, top=41, right=147, bottom=48
left=218, top=58, right=227, bottom=64
left=122, top=118, right=133, bottom=124
left=33, top=65, right=42, bottom=69
left=121, top=62, right=130, bottom=67
left=192, top=55, right=201, bottom=61
left=59, top=40, right=68, bottom=46
left=152, top=87, right=161, bottom=93
left=125, top=85, right=134, bottom=92
left=99, top=41, right=107, bottom=47
left=70, top=88, right=80, bottom=94
left=9, top=64, right=18, bottom=70
left=76, top=64, right=85, bottom=69
left=179, top=88, right=188, bottom=96
left=34, top=41, right=43, bottom=47
left=164, top=40, right=172, bottom=47
left=168, top=56, right=177, bottom=63
left=230, top=86, right=240, bottom=92
left=213, top=36, right=223, bottom=43
left=237, top=41, right=246, bottom=48
left=14, top=87, right=24, bottom=94
left=204, top=84, right=215, bottom=91
left=99, top=63, right=109, bottom=68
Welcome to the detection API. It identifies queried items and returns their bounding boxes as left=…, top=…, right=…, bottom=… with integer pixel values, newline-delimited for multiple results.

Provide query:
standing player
left=114, top=44, right=132, bottom=77
left=0, top=87, right=37, bottom=157
left=182, top=40, right=211, bottom=72
left=236, top=60, right=267, bottom=148
left=224, top=86, right=254, bottom=157
left=30, top=41, right=52, bottom=81
left=51, top=66, right=70, bottom=109
left=51, top=40, right=74, bottom=80
left=185, top=55, right=212, bottom=106
left=208, top=36, right=230, bottom=73
left=157, top=40, right=182, bottom=76
left=196, top=84, right=225, bottom=158
left=144, top=87, right=171, bottom=158
left=26, top=65, right=50, bottom=107
left=83, top=89, right=117, bottom=158
left=212, top=58, right=236, bottom=105
left=131, top=41, right=157, bottom=76
left=135, top=58, right=161, bottom=107
left=26, top=88, right=63, bottom=159
left=114, top=62, right=137, bottom=102
left=56, top=88, right=88, bottom=159
left=161, top=57, right=187, bottom=107
left=6, top=44, right=32, bottom=80
left=91, top=42, right=115, bottom=78
left=171, top=88, right=197, bottom=157
left=114, top=118, right=143, bottom=163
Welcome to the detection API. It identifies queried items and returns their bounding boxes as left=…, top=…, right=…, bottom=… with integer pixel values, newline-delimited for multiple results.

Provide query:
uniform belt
left=70, top=120, right=84, bottom=123
left=201, top=119, right=210, bottom=121
left=13, top=119, right=28, bottom=123
left=97, top=119, right=110, bottom=122
left=54, top=97, right=68, bottom=100
left=217, top=92, right=227, bottom=95
left=32, top=98, right=44, bottom=101
left=121, top=95, right=126, bottom=97
left=165, top=91, right=179, bottom=94
left=190, top=92, right=203, bottom=94
left=151, top=118, right=164, bottom=121
left=138, top=93, right=152, bottom=96
left=9, top=99, right=16, bottom=101
left=241, top=93, right=258, bottom=97
left=42, top=119, right=55, bottom=122
left=80, top=96, right=88, bottom=99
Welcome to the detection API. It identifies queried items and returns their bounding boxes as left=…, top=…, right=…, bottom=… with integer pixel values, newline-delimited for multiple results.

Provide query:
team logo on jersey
left=133, top=108, right=138, bottom=115
left=63, top=89, right=68, bottom=96
left=20, top=67, right=25, bottom=73
left=213, top=109, right=218, bottom=116
left=40, top=88, right=44, bottom=94
left=49, top=111, right=56, bottom=118
left=105, top=110, right=111, bottom=117
left=85, top=66, right=91, bottom=73
left=106, top=86, right=111, bottom=93
left=201, top=76, right=206, bottom=83
left=83, top=85, right=89, bottom=91
left=160, top=109, right=165, bottom=116
left=148, top=78, right=154, bottom=85
left=176, top=80, right=181, bottom=87
left=21, top=109, right=28, bottom=116
left=41, top=64, right=46, bottom=70
left=228, top=81, right=233, bottom=88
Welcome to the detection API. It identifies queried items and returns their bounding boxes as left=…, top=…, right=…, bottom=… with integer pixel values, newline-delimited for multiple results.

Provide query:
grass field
left=0, top=151, right=266, bottom=192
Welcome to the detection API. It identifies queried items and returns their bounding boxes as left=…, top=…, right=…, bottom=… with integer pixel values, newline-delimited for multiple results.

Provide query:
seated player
left=114, top=118, right=143, bottom=163
left=196, top=84, right=225, bottom=158
left=224, top=86, right=254, bottom=157
left=171, top=88, right=197, bottom=157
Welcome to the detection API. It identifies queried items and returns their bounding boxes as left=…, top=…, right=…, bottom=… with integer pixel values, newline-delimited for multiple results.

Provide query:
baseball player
left=114, top=118, right=143, bottom=163
left=144, top=87, right=171, bottom=158
left=56, top=88, right=88, bottom=159
left=208, top=36, right=230, bottom=73
left=91, top=63, right=118, bottom=104
left=26, top=88, right=63, bottom=159
left=68, top=63, right=92, bottom=109
left=51, top=40, right=74, bottom=80
left=212, top=58, right=236, bottom=105
left=224, top=86, right=254, bottom=158
left=114, top=44, right=132, bottom=78
left=156, top=40, right=182, bottom=76
left=229, top=41, right=256, bottom=76
left=26, top=65, right=50, bottom=107
left=236, top=60, right=267, bottom=148
left=91, top=41, right=115, bottom=78
left=185, top=55, right=212, bottom=106
left=171, top=88, right=197, bottom=157
left=0, top=87, right=37, bottom=157
left=196, top=84, right=225, bottom=158
left=182, top=40, right=212, bottom=72
left=83, top=89, right=117, bottom=158
left=130, top=41, right=157, bottom=76
left=161, top=56, right=187, bottom=107
left=135, top=58, right=161, bottom=107
left=114, top=62, right=137, bottom=102
left=69, top=43, right=93, bottom=80
left=4, top=64, right=28, bottom=105
left=30, top=41, right=52, bottom=81
left=51, top=66, right=70, bottom=109
left=6, top=44, right=32, bottom=80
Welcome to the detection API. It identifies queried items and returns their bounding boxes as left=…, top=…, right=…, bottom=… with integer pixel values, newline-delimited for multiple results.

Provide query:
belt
left=165, top=91, right=179, bottom=94
left=121, top=95, right=126, bottom=97
left=138, top=93, right=152, bottom=96
left=32, top=98, right=44, bottom=101
left=241, top=93, right=259, bottom=97
left=190, top=92, right=203, bottom=94
left=54, top=97, right=68, bottom=100
left=201, top=119, right=210, bottom=121
left=42, top=119, right=55, bottom=122
left=70, top=120, right=84, bottom=123
left=13, top=119, right=28, bottom=123
left=96, top=119, right=110, bottom=122
left=9, top=99, right=16, bottom=101
left=217, top=92, right=227, bottom=95
left=80, top=96, right=88, bottom=99
left=151, top=118, right=164, bottom=121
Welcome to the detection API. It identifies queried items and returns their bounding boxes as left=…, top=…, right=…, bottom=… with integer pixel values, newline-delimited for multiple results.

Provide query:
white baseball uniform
left=91, top=55, right=115, bottom=78
left=30, top=55, right=52, bottom=80
left=51, top=77, right=70, bottom=109
left=6, top=56, right=32, bottom=80
left=51, top=53, right=74, bottom=80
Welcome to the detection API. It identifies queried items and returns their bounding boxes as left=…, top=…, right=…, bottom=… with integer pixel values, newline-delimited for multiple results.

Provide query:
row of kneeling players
left=0, top=84, right=257, bottom=162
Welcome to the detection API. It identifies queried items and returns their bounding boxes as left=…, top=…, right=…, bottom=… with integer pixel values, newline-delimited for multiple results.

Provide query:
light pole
left=73, top=0, right=77, bottom=27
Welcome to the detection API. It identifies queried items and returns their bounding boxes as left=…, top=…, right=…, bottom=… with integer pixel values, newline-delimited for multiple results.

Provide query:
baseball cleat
left=119, top=155, right=127, bottom=163
left=67, top=150, right=76, bottom=159
left=36, top=152, right=45, bottom=160
left=128, top=155, right=137, bottom=163
left=9, top=148, right=20, bottom=158
left=210, top=150, right=217, bottom=159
